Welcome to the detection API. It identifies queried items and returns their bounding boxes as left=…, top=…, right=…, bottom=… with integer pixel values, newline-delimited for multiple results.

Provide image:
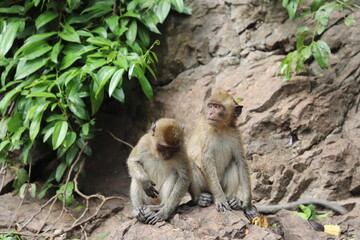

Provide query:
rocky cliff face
left=3, top=0, right=358, bottom=239
left=149, top=0, right=360, bottom=205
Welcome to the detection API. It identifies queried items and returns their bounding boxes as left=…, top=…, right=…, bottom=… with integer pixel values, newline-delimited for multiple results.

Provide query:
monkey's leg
left=130, top=179, right=155, bottom=223
left=144, top=173, right=178, bottom=225
left=189, top=163, right=209, bottom=206
left=221, top=161, right=242, bottom=210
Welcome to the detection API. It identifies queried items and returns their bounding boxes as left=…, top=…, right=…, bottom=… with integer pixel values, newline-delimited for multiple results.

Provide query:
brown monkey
left=187, top=89, right=256, bottom=216
left=127, top=118, right=191, bottom=224
left=188, top=89, right=347, bottom=217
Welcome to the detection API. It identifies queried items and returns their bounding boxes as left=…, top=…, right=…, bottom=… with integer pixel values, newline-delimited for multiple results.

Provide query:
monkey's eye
left=215, top=104, right=223, bottom=109
left=207, top=103, right=213, bottom=108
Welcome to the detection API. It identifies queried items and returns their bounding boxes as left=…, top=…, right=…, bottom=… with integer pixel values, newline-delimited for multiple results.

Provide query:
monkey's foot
left=145, top=212, right=167, bottom=225
left=244, top=205, right=261, bottom=220
left=198, top=192, right=213, bottom=207
left=215, top=200, right=232, bottom=212
left=227, top=196, right=242, bottom=210
left=133, top=206, right=159, bottom=223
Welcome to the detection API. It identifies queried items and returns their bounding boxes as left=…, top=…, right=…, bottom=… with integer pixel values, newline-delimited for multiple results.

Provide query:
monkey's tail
left=255, top=199, right=348, bottom=215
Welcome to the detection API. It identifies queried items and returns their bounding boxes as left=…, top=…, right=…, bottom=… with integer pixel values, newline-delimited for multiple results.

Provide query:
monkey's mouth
left=207, top=118, right=219, bottom=124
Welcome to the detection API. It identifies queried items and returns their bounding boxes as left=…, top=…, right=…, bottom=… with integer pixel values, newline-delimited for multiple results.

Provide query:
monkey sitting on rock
left=127, top=118, right=191, bottom=225
left=187, top=89, right=347, bottom=218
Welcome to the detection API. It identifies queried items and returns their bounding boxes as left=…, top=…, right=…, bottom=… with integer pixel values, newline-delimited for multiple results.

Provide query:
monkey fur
left=127, top=118, right=191, bottom=224
left=187, top=89, right=255, bottom=216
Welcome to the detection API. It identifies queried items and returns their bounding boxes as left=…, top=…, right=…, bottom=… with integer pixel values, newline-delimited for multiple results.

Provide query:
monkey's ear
left=150, top=122, right=156, bottom=136
left=234, top=105, right=243, bottom=118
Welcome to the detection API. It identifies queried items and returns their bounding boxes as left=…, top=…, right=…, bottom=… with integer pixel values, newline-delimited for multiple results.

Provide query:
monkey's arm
left=255, top=199, right=348, bottom=215
left=127, top=140, right=159, bottom=198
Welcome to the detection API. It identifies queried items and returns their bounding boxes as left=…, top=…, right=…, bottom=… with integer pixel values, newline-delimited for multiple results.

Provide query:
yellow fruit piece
left=251, top=216, right=269, bottom=228
left=324, top=225, right=341, bottom=236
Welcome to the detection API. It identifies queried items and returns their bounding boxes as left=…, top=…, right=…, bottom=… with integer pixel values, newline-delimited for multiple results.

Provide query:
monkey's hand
left=215, top=198, right=232, bottom=212
left=198, top=192, right=213, bottom=207
left=244, top=205, right=261, bottom=219
left=140, top=179, right=159, bottom=198
left=132, top=206, right=154, bottom=223
left=145, top=211, right=167, bottom=225
left=227, top=196, right=242, bottom=210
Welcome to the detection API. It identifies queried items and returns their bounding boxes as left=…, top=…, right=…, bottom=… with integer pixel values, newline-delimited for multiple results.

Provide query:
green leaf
left=86, top=36, right=112, bottom=46
left=0, top=5, right=25, bottom=14
left=126, top=20, right=137, bottom=43
left=138, top=25, right=150, bottom=46
left=282, top=0, right=289, bottom=8
left=66, top=146, right=79, bottom=165
left=287, top=0, right=298, bottom=19
left=96, top=232, right=111, bottom=240
left=112, top=88, right=125, bottom=103
left=345, top=17, right=356, bottom=27
left=95, top=66, right=117, bottom=97
left=29, top=102, right=49, bottom=141
left=171, top=0, right=184, bottom=13
left=68, top=101, right=89, bottom=120
left=63, top=131, right=77, bottom=149
left=135, top=66, right=153, bottom=100
left=8, top=112, right=23, bottom=133
left=310, top=0, right=326, bottom=12
left=35, top=11, right=58, bottom=29
left=55, top=162, right=67, bottom=182
left=105, top=16, right=119, bottom=35
left=142, top=14, right=161, bottom=34
left=59, top=24, right=80, bottom=43
left=296, top=32, right=307, bottom=50
left=15, top=57, right=49, bottom=80
left=295, top=26, right=309, bottom=35
left=51, top=41, right=62, bottom=64
left=91, top=27, right=108, bottom=39
left=0, top=21, right=20, bottom=58
left=24, top=32, right=57, bottom=45
left=52, top=121, right=69, bottom=150
left=317, top=40, right=331, bottom=55
left=109, top=69, right=124, bottom=97
left=19, top=183, right=27, bottom=199
left=43, top=126, right=54, bottom=143
left=156, top=0, right=171, bottom=23
left=29, top=183, right=37, bottom=198
left=60, top=54, right=81, bottom=70
left=311, top=41, right=329, bottom=69
left=27, top=92, right=56, bottom=98
left=0, top=139, right=10, bottom=152
left=38, top=182, right=53, bottom=199
left=90, top=81, right=104, bottom=115
left=13, top=168, right=29, bottom=189
left=22, top=43, right=52, bottom=60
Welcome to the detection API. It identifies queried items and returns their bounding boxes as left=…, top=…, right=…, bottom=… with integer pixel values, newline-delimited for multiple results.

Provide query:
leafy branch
left=0, top=0, right=191, bottom=200
left=279, top=0, right=357, bottom=80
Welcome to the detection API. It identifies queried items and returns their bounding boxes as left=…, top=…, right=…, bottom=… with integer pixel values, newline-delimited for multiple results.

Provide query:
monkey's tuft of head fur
left=152, top=118, right=185, bottom=146
left=208, top=89, right=236, bottom=108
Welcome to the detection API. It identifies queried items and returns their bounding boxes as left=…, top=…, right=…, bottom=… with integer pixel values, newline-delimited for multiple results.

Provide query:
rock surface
left=1, top=0, right=360, bottom=239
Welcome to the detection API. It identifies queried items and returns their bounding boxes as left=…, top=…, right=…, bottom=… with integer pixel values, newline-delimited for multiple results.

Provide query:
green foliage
left=293, top=204, right=331, bottom=220
left=0, top=231, right=24, bottom=240
left=0, top=0, right=190, bottom=200
left=280, top=0, right=359, bottom=80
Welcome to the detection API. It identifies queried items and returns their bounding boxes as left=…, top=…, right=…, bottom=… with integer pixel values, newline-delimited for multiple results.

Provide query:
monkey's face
left=206, top=102, right=227, bottom=125
left=156, top=142, right=180, bottom=160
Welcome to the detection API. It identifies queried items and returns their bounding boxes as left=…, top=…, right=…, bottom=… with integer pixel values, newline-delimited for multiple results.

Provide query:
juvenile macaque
left=188, top=89, right=347, bottom=217
left=188, top=89, right=257, bottom=216
left=127, top=118, right=191, bottom=224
